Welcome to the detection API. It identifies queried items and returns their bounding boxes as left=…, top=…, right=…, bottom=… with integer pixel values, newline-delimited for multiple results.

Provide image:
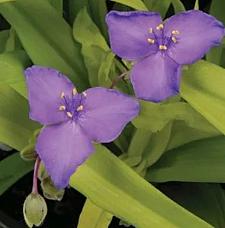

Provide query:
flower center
left=58, top=88, right=87, bottom=120
left=147, top=23, right=180, bottom=52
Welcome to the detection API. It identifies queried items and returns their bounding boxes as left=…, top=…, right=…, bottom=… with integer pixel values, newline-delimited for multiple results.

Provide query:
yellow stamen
left=60, top=92, right=65, bottom=99
left=159, top=45, right=167, bottom=50
left=77, top=105, right=84, bottom=112
left=82, top=91, right=87, bottom=97
left=156, top=24, right=164, bottom=30
left=148, top=28, right=153, bottom=33
left=172, top=30, right=180, bottom=35
left=66, top=112, right=73, bottom=118
left=59, top=105, right=66, bottom=111
left=172, top=37, right=177, bottom=43
left=147, top=38, right=155, bottom=44
left=72, top=88, right=77, bottom=96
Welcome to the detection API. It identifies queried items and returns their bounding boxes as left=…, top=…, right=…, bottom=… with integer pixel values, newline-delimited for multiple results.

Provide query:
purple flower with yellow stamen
left=25, top=66, right=139, bottom=189
left=106, top=10, right=225, bottom=102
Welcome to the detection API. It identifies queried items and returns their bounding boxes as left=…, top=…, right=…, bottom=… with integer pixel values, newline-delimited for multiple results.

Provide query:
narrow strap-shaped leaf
left=0, top=153, right=33, bottom=196
left=70, top=145, right=211, bottom=228
left=147, top=136, right=225, bottom=183
left=110, top=0, right=148, bottom=11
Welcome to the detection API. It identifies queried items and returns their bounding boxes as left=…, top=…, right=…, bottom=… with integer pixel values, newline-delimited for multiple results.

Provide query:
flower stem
left=109, top=71, right=129, bottom=89
left=32, top=157, right=41, bottom=194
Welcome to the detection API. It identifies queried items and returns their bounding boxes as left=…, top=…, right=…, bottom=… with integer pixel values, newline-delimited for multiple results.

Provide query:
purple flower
left=25, top=66, right=139, bottom=189
left=106, top=10, right=225, bottom=102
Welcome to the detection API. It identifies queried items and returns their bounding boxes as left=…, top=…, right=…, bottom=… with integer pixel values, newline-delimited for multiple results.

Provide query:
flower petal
left=25, top=66, right=75, bottom=125
left=36, top=121, right=94, bottom=189
left=164, top=10, right=225, bottom=64
left=131, top=53, right=180, bottom=102
left=78, top=87, right=139, bottom=143
left=106, top=10, right=162, bottom=60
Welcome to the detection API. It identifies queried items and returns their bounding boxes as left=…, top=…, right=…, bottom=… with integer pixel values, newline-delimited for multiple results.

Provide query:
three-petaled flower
left=25, top=66, right=139, bottom=189
left=106, top=10, right=225, bottom=102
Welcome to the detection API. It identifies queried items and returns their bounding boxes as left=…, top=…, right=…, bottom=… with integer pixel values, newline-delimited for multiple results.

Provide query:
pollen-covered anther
left=66, top=112, right=73, bottom=118
left=72, top=88, right=77, bottom=96
left=172, top=30, right=180, bottom=35
left=60, top=92, right=65, bottom=99
left=147, top=38, right=155, bottom=44
left=82, top=92, right=87, bottom=97
left=77, top=105, right=84, bottom=112
left=148, top=28, right=153, bottom=33
left=159, top=45, right=167, bottom=50
left=156, top=24, right=164, bottom=30
left=172, top=37, right=177, bottom=43
left=59, top=105, right=66, bottom=111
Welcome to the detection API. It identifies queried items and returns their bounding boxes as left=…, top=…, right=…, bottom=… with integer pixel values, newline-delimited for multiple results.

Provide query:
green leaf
left=194, top=0, right=199, bottom=10
left=160, top=183, right=225, bottom=228
left=73, top=8, right=112, bottom=86
left=48, top=0, right=63, bottom=13
left=110, top=0, right=148, bottom=11
left=0, top=153, right=33, bottom=196
left=98, top=51, right=115, bottom=87
left=147, top=136, right=225, bottom=183
left=171, top=0, right=185, bottom=12
left=181, top=61, right=225, bottom=135
left=133, top=100, right=217, bottom=133
left=0, top=0, right=15, bottom=2
left=78, top=199, right=112, bottom=228
left=0, top=50, right=30, bottom=97
left=0, top=85, right=39, bottom=150
left=150, top=0, right=171, bottom=18
left=0, top=0, right=88, bottom=90
left=73, top=8, right=108, bottom=50
left=70, top=145, right=211, bottom=228
left=0, top=30, right=9, bottom=53
left=207, top=0, right=225, bottom=66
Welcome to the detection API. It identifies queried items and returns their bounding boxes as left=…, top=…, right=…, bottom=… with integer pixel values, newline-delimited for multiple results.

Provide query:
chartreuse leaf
left=0, top=0, right=14, bottom=2
left=73, top=8, right=113, bottom=87
left=171, top=0, right=185, bottom=12
left=132, top=100, right=217, bottom=133
left=0, top=0, right=88, bottom=90
left=181, top=61, right=225, bottom=135
left=48, top=0, right=63, bottom=13
left=110, top=0, right=148, bottom=11
left=147, top=136, right=225, bottom=183
left=0, top=153, right=33, bottom=196
left=161, top=183, right=225, bottom=228
left=0, top=30, right=9, bottom=53
left=78, top=199, right=112, bottom=228
left=0, top=85, right=39, bottom=151
left=70, top=145, right=211, bottom=228
left=207, top=0, right=225, bottom=67
left=0, top=50, right=30, bottom=97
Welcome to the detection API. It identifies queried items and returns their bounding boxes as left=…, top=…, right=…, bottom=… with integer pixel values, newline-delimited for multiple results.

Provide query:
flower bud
left=23, top=193, right=47, bottom=228
left=20, top=144, right=37, bottom=161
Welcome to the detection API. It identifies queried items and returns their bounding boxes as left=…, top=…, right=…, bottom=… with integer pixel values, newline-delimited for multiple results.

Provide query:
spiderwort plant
left=106, top=10, right=225, bottom=102
left=25, top=66, right=139, bottom=189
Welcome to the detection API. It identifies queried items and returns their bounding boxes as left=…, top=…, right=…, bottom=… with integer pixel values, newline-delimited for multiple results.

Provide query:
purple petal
left=78, top=87, right=139, bottom=143
left=164, top=10, right=225, bottom=64
left=131, top=53, right=180, bottom=102
left=36, top=121, right=94, bottom=189
left=25, top=66, right=75, bottom=125
left=106, top=11, right=162, bottom=60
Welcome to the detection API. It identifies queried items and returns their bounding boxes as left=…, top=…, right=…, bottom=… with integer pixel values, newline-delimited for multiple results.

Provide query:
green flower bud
left=20, top=144, right=37, bottom=161
left=41, top=177, right=65, bottom=201
left=23, top=193, right=47, bottom=228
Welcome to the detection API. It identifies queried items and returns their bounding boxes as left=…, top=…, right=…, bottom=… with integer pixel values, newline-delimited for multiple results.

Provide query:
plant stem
left=32, top=156, right=41, bottom=194
left=109, top=71, right=129, bottom=89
